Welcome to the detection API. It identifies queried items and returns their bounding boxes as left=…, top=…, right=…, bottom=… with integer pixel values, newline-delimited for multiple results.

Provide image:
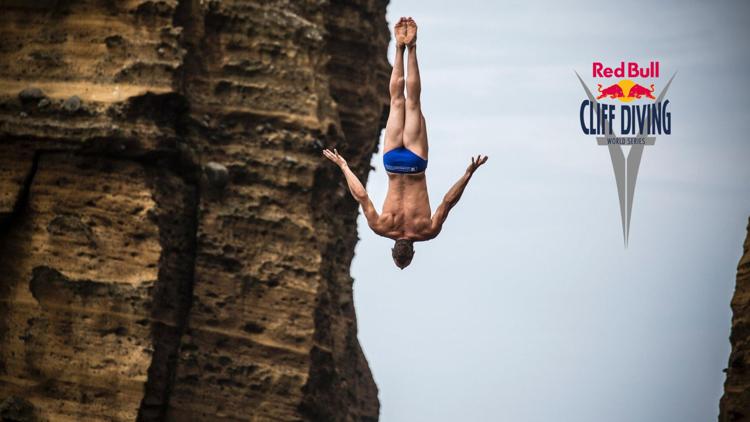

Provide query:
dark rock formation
left=0, top=1, right=389, bottom=421
left=721, top=218, right=750, bottom=421
left=0, top=395, right=42, bottom=422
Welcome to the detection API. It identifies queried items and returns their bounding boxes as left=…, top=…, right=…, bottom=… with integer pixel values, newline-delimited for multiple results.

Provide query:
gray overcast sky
left=351, top=1, right=750, bottom=421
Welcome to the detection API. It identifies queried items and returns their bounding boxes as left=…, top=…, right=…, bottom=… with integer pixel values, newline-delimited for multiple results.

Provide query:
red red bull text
left=593, top=61, right=659, bottom=78
left=580, top=100, right=671, bottom=135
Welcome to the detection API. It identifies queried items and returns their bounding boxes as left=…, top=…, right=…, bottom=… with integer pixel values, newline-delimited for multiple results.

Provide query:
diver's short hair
left=392, top=239, right=414, bottom=269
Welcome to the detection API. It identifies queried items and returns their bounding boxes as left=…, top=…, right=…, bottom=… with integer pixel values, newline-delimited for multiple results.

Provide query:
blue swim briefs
left=383, top=146, right=427, bottom=174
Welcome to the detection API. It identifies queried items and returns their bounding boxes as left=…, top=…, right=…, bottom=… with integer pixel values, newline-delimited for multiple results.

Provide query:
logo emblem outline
left=575, top=71, right=677, bottom=247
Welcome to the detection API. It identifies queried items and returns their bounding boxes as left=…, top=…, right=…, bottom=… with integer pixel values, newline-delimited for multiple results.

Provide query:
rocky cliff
left=721, top=218, right=750, bottom=421
left=0, top=1, right=390, bottom=421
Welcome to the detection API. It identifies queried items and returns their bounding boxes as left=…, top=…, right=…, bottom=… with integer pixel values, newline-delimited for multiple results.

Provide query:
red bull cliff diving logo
left=575, top=61, right=676, bottom=247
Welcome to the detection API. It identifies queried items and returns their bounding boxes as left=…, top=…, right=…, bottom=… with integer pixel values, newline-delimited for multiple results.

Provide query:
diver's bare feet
left=394, top=17, right=407, bottom=48
left=404, top=17, right=417, bottom=47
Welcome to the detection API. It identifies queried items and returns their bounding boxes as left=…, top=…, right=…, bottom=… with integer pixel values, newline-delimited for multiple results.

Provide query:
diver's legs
left=384, top=17, right=407, bottom=154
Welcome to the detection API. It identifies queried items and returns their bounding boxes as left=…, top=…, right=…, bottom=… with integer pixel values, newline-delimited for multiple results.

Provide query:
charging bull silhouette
left=627, top=83, right=656, bottom=99
left=596, top=83, right=624, bottom=100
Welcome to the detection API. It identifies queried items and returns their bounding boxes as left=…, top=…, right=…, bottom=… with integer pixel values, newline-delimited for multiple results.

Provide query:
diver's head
left=392, top=239, right=414, bottom=269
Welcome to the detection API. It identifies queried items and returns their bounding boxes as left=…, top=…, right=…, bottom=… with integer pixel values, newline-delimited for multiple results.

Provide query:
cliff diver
left=323, top=17, right=488, bottom=269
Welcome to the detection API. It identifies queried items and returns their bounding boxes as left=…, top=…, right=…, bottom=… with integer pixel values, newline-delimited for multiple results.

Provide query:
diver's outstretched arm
left=428, top=155, right=489, bottom=238
left=322, top=148, right=380, bottom=229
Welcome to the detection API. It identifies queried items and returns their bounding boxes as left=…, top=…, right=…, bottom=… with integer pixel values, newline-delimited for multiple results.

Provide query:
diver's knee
left=390, top=96, right=405, bottom=108
left=390, top=77, right=405, bottom=94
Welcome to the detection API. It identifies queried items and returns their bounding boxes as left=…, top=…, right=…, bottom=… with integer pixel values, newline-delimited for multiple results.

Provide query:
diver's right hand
left=323, top=148, right=348, bottom=169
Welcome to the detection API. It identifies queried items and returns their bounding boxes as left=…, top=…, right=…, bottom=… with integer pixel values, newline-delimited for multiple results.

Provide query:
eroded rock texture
left=0, top=1, right=390, bottom=421
left=721, top=218, right=750, bottom=421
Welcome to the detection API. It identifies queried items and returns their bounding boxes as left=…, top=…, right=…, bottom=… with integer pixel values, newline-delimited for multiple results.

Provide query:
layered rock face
left=721, top=218, right=750, bottom=421
left=0, top=1, right=389, bottom=421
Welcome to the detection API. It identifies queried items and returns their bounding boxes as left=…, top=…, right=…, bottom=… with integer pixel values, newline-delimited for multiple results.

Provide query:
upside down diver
left=323, top=17, right=489, bottom=269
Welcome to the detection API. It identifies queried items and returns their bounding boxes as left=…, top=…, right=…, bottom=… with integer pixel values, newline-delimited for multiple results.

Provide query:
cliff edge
left=721, top=218, right=750, bottom=421
left=0, top=1, right=390, bottom=421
